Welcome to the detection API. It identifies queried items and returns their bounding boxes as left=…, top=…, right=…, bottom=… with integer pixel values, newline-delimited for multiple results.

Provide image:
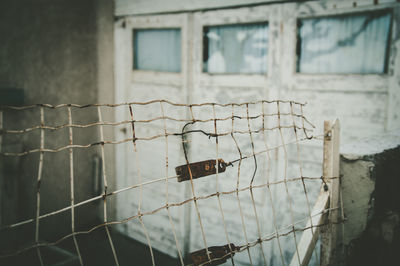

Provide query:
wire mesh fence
left=0, top=100, right=341, bottom=266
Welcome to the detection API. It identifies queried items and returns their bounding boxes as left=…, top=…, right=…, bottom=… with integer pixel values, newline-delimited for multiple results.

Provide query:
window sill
left=132, top=70, right=182, bottom=87
left=289, top=73, right=390, bottom=92
left=199, top=73, right=267, bottom=88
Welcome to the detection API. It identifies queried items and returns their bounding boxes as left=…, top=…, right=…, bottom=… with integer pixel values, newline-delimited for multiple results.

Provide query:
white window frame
left=126, top=13, right=189, bottom=87
left=193, top=6, right=276, bottom=88
left=281, top=0, right=398, bottom=93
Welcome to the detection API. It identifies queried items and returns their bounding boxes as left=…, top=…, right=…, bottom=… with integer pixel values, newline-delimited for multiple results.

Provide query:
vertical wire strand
left=212, top=104, right=235, bottom=266
left=276, top=102, right=301, bottom=265
left=340, top=176, right=345, bottom=264
left=230, top=104, right=253, bottom=265
left=261, top=102, right=286, bottom=266
left=245, top=104, right=267, bottom=266
left=302, top=104, right=322, bottom=266
left=128, top=105, right=155, bottom=266
left=159, top=102, right=184, bottom=266
left=300, top=105, right=312, bottom=140
left=67, top=107, right=83, bottom=266
left=35, top=107, right=44, bottom=266
left=139, top=217, right=155, bottom=265
left=185, top=105, right=211, bottom=262
left=300, top=104, right=321, bottom=265
left=97, top=107, right=120, bottom=266
left=290, top=102, right=320, bottom=264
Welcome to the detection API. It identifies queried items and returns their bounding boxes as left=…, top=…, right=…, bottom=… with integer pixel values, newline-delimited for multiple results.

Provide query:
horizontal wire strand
left=1, top=112, right=315, bottom=135
left=2, top=99, right=308, bottom=110
left=1, top=130, right=317, bottom=157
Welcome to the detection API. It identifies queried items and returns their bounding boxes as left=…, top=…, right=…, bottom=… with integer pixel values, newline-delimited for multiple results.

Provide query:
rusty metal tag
left=189, top=243, right=236, bottom=266
left=175, top=159, right=227, bottom=182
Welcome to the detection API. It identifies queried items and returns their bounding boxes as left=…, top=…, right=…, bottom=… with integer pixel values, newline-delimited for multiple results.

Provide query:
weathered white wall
left=115, top=0, right=290, bottom=16
left=114, top=0, right=400, bottom=265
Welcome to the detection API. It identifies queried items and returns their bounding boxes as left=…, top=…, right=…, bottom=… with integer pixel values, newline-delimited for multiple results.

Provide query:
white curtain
left=298, top=11, right=391, bottom=74
left=134, top=29, right=181, bottom=72
left=204, top=23, right=269, bottom=74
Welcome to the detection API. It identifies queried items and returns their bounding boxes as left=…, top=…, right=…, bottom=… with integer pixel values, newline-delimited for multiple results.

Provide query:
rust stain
left=175, top=159, right=227, bottom=182
left=128, top=105, right=136, bottom=142
left=189, top=243, right=237, bottom=266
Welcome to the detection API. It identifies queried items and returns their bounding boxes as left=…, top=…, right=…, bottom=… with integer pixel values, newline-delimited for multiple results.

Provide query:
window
left=297, top=10, right=392, bottom=74
left=133, top=29, right=181, bottom=72
left=203, top=23, right=269, bottom=74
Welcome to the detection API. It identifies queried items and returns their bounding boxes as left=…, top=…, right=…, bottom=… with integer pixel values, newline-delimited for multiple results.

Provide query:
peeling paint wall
left=114, top=0, right=400, bottom=264
left=115, top=0, right=290, bottom=17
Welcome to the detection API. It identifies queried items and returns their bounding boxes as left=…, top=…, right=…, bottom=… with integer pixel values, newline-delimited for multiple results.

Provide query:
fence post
left=320, top=120, right=341, bottom=265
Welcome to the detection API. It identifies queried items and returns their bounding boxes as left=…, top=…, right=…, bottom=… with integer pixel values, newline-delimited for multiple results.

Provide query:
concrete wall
left=339, top=131, right=400, bottom=265
left=0, top=0, right=115, bottom=256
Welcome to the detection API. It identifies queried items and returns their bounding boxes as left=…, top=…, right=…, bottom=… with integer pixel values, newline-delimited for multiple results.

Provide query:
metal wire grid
left=0, top=100, right=336, bottom=266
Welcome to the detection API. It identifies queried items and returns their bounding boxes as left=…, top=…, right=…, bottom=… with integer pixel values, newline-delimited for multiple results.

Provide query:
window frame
left=202, top=21, right=270, bottom=75
left=127, top=13, right=188, bottom=86
left=281, top=1, right=398, bottom=93
left=295, top=9, right=393, bottom=75
left=193, top=6, right=275, bottom=88
left=133, top=28, right=182, bottom=73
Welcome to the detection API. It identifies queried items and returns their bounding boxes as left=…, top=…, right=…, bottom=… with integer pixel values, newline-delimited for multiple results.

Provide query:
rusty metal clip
left=189, top=243, right=237, bottom=266
left=175, top=159, right=227, bottom=182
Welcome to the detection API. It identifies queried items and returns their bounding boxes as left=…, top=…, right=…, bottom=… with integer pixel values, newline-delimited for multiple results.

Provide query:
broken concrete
left=339, top=130, right=400, bottom=265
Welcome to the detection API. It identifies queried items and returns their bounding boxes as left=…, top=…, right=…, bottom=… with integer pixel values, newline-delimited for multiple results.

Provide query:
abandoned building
left=1, top=0, right=399, bottom=265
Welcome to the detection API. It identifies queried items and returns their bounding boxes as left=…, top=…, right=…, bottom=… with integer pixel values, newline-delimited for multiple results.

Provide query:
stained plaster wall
left=0, top=0, right=115, bottom=257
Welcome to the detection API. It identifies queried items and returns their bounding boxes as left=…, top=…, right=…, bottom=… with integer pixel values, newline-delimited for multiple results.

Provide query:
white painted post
left=288, top=120, right=341, bottom=266
left=320, top=120, right=341, bottom=266
left=289, top=187, right=329, bottom=266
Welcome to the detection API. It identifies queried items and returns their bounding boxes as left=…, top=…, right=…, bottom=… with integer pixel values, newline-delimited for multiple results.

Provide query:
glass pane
left=203, top=23, right=268, bottom=74
left=134, top=28, right=181, bottom=72
left=297, top=11, right=391, bottom=74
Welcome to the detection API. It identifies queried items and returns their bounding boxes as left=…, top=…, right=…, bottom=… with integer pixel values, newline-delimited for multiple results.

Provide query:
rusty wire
left=0, top=99, right=332, bottom=266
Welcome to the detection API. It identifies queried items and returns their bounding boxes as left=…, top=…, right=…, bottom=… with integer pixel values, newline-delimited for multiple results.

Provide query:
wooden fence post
left=320, top=120, right=341, bottom=265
